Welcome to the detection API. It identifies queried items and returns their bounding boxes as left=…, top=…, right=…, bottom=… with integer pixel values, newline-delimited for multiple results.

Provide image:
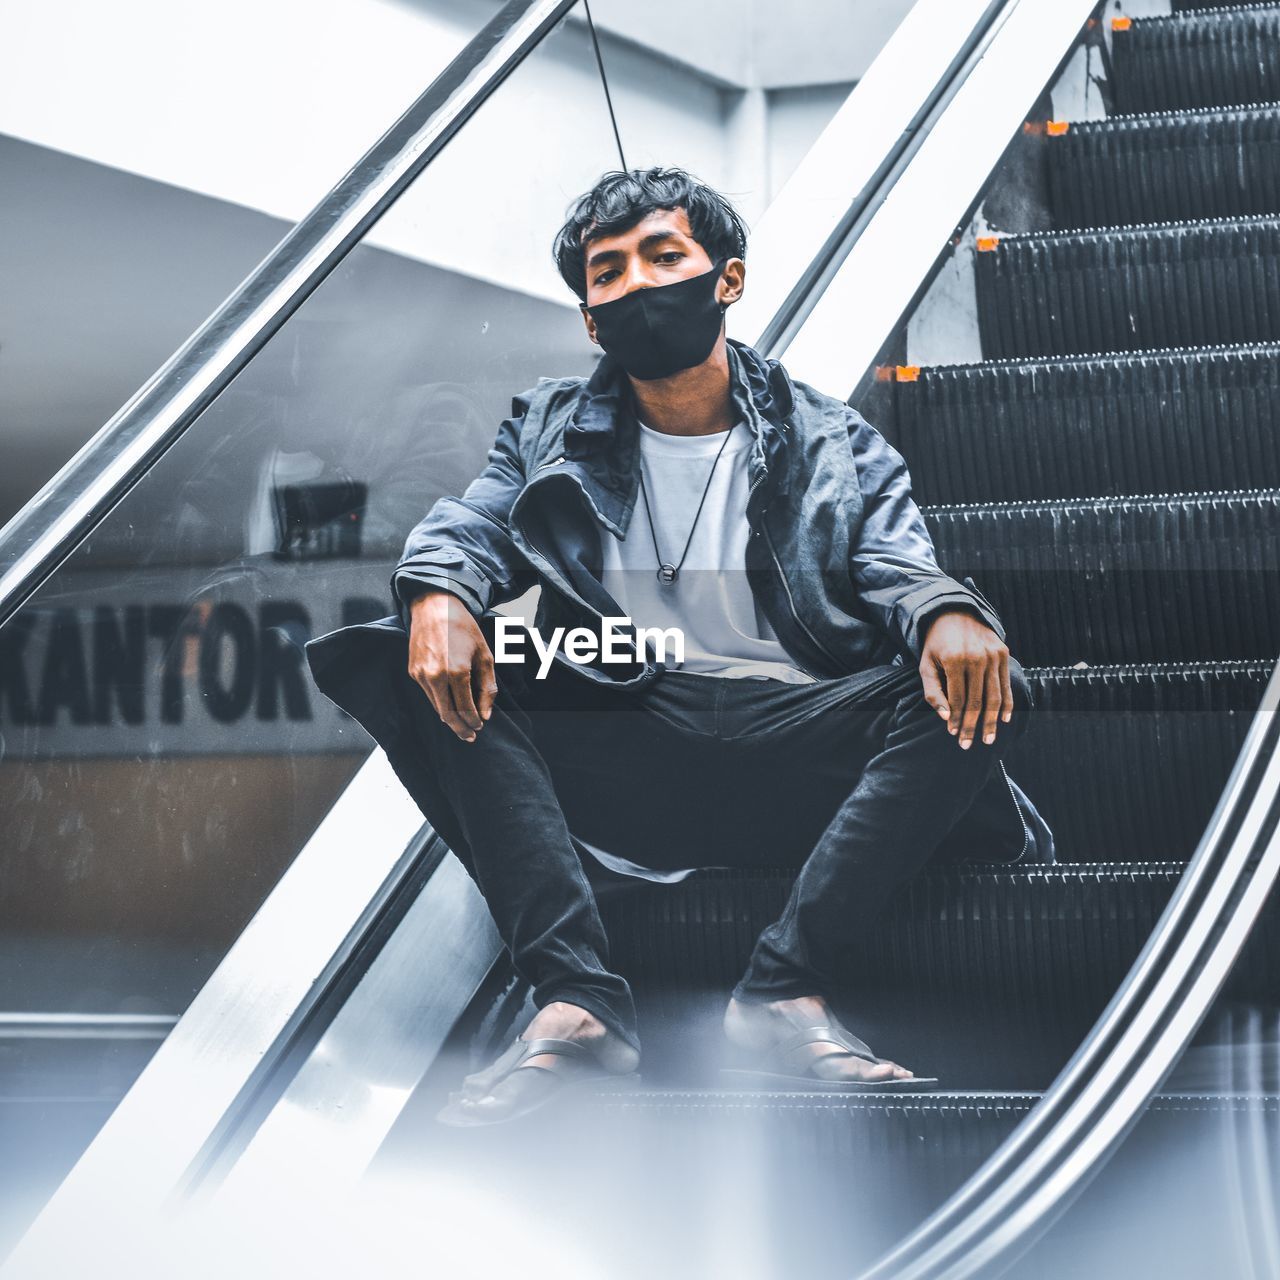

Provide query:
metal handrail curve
left=859, top=662, right=1280, bottom=1278
left=0, top=0, right=577, bottom=632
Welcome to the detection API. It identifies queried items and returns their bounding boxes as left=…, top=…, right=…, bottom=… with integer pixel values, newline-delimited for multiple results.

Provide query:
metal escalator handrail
left=859, top=662, right=1280, bottom=1279
left=0, top=0, right=577, bottom=631
left=729, top=0, right=1011, bottom=354
left=778, top=0, right=1103, bottom=397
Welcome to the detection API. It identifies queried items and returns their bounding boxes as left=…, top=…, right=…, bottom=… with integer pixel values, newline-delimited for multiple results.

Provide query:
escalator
left=2, top=2, right=1278, bottom=1278
left=379, top=4, right=1280, bottom=1273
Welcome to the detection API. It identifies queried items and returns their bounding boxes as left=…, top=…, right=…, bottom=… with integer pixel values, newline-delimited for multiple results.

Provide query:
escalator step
left=596, top=863, right=1279, bottom=1088
left=974, top=216, right=1280, bottom=358
left=583, top=1091, right=1271, bottom=1159
left=894, top=346, right=1280, bottom=504
left=1113, top=7, right=1280, bottom=114
left=600, top=863, right=1162, bottom=1001
left=1047, top=106, right=1280, bottom=230
left=923, top=490, right=1280, bottom=665
left=431, top=1089, right=1280, bottom=1278
left=585, top=1089, right=1037, bottom=1241
left=1009, top=661, right=1269, bottom=861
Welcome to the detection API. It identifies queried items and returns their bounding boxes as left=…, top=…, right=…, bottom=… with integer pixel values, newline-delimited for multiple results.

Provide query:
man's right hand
left=407, top=589, right=498, bottom=742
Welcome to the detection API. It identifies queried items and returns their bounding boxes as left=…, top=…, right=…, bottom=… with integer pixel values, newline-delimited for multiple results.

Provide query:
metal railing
left=731, top=0, right=1011, bottom=354
left=0, top=0, right=577, bottom=632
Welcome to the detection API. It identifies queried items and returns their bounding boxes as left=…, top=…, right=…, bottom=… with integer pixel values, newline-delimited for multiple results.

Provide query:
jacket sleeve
left=846, top=407, right=1006, bottom=662
left=391, top=402, right=538, bottom=626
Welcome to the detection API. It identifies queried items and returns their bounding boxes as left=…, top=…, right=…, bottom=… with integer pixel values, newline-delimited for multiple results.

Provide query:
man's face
left=578, top=206, right=744, bottom=346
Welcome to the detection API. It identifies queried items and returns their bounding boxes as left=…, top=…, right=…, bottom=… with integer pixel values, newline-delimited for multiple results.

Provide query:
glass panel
left=0, top=2, right=619, bottom=1248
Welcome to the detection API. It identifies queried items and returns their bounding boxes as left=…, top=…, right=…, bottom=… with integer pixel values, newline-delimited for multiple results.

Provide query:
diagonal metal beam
left=0, top=0, right=578, bottom=632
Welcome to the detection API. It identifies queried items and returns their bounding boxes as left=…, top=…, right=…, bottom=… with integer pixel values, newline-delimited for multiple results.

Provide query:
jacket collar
left=560, top=338, right=797, bottom=500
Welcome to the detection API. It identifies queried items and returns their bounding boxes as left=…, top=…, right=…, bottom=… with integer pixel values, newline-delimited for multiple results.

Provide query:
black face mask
left=584, top=257, right=728, bottom=381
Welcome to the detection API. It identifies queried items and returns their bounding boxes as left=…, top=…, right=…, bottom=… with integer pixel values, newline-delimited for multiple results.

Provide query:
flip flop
left=720, top=1024, right=939, bottom=1093
left=437, top=1036, right=640, bottom=1127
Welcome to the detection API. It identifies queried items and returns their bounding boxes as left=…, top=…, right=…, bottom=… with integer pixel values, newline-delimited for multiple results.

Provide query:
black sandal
left=437, top=1036, right=640, bottom=1127
left=720, top=1024, right=939, bottom=1093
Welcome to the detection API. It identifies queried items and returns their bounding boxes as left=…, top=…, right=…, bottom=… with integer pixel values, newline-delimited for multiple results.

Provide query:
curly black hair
left=552, top=166, right=748, bottom=302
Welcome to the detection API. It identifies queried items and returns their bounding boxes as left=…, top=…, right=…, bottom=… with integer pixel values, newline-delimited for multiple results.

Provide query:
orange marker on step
left=977, top=236, right=1000, bottom=252
left=896, top=366, right=921, bottom=383
left=1112, top=16, right=1131, bottom=31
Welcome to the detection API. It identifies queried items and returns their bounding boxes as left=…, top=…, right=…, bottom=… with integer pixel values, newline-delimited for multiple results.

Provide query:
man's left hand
left=918, top=609, right=1013, bottom=749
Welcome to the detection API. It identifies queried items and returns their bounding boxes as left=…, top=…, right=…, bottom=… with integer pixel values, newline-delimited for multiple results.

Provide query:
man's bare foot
left=723, top=994, right=915, bottom=1083
left=448, top=1002, right=640, bottom=1123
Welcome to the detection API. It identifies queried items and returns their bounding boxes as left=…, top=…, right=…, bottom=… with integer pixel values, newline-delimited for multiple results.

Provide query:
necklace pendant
left=657, top=564, right=679, bottom=585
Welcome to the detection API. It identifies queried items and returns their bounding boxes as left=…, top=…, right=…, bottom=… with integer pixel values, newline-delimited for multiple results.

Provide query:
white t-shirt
left=600, top=419, right=816, bottom=685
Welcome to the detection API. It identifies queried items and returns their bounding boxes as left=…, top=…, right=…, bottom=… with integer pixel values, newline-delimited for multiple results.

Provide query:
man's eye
left=657, top=252, right=682, bottom=263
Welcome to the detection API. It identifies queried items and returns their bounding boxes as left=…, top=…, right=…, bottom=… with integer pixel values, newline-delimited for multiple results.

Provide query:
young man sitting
left=307, top=167, right=1051, bottom=1127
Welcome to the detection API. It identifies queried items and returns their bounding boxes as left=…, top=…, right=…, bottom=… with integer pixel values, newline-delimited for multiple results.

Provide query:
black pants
left=403, top=614, right=1032, bottom=1052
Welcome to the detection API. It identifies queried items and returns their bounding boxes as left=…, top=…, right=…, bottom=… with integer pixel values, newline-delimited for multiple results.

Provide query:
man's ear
left=719, top=257, right=746, bottom=307
left=579, top=301, right=600, bottom=345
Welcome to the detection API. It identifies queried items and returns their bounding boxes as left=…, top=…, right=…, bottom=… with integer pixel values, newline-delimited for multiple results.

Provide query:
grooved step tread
left=1048, top=103, right=1280, bottom=229
left=1013, top=661, right=1267, bottom=860
left=975, top=216, right=1280, bottom=358
left=895, top=345, right=1280, bottom=504
left=595, top=864, right=1279, bottom=1089
left=923, top=490, right=1280, bottom=664
left=405, top=1078, right=1280, bottom=1280
left=1113, top=7, right=1280, bottom=115
left=585, top=1088, right=1277, bottom=1111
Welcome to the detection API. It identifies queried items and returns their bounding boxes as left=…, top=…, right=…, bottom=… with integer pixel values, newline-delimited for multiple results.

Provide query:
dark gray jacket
left=307, top=338, right=1055, bottom=865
